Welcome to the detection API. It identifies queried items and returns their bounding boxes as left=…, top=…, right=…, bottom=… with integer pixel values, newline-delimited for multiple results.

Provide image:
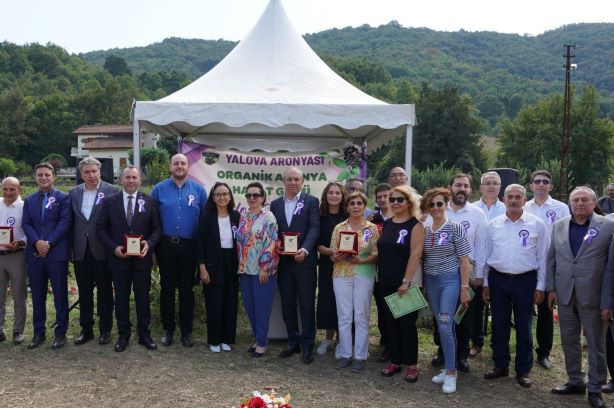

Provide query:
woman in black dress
left=315, top=181, right=347, bottom=355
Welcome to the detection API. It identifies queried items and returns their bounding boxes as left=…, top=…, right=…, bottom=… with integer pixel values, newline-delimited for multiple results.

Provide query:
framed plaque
left=0, top=227, right=13, bottom=246
left=281, top=232, right=300, bottom=255
left=124, top=234, right=143, bottom=256
left=338, top=231, right=358, bottom=254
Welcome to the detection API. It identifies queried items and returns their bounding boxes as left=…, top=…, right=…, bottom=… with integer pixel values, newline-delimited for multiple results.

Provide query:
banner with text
left=181, top=141, right=360, bottom=210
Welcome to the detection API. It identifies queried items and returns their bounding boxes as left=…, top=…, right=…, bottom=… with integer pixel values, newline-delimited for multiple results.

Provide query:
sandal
left=405, top=366, right=419, bottom=383
left=381, top=364, right=402, bottom=377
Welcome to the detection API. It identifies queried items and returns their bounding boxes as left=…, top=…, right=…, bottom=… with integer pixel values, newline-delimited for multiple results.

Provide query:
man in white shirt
left=387, top=167, right=408, bottom=188
left=483, top=184, right=548, bottom=388
left=472, top=171, right=506, bottom=221
left=524, top=170, right=570, bottom=370
left=0, top=177, right=27, bottom=344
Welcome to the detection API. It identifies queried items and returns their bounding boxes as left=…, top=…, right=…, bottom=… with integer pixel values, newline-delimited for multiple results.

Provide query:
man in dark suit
left=70, top=157, right=118, bottom=346
left=97, top=166, right=161, bottom=352
left=270, top=167, right=320, bottom=364
left=22, top=162, right=73, bottom=350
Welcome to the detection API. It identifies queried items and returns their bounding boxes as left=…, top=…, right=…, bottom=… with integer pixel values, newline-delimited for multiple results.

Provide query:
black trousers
left=157, top=237, right=196, bottom=336
left=535, top=297, right=553, bottom=358
left=203, top=249, right=238, bottom=345
left=380, top=284, right=418, bottom=365
left=606, top=327, right=614, bottom=380
left=74, top=244, right=114, bottom=334
left=469, top=286, right=486, bottom=347
left=374, top=281, right=388, bottom=347
left=277, top=262, right=317, bottom=350
left=112, top=264, right=151, bottom=339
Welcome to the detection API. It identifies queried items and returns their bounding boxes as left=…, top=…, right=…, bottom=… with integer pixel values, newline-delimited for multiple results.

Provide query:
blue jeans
left=425, top=271, right=460, bottom=372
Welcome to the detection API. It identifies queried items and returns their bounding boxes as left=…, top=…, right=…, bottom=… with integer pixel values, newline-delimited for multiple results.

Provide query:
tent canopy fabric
left=132, top=0, right=415, bottom=155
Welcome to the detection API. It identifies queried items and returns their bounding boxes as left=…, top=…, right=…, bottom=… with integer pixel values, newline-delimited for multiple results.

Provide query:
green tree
left=41, top=153, right=67, bottom=170
left=0, top=157, right=17, bottom=177
left=103, top=55, right=131, bottom=76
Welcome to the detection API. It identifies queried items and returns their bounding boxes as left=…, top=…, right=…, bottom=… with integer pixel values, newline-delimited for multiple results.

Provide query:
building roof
left=82, top=136, right=132, bottom=149
left=73, top=125, right=133, bottom=135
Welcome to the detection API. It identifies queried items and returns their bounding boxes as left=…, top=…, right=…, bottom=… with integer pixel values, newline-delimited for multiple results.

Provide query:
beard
left=452, top=192, right=467, bottom=206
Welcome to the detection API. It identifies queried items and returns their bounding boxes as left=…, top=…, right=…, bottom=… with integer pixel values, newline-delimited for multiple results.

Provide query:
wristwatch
left=402, top=278, right=409, bottom=284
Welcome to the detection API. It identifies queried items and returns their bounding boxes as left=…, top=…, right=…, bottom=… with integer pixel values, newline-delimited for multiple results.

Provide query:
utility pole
left=559, top=44, right=575, bottom=201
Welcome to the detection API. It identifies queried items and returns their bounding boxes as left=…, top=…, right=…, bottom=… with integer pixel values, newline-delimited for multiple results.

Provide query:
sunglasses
left=388, top=196, right=406, bottom=203
left=347, top=200, right=364, bottom=206
left=428, top=201, right=445, bottom=208
left=245, top=193, right=262, bottom=199
left=214, top=192, right=229, bottom=198
left=532, top=179, right=551, bottom=185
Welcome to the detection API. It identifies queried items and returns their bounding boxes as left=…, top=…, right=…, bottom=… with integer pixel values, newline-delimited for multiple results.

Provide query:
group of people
left=1, top=157, right=614, bottom=406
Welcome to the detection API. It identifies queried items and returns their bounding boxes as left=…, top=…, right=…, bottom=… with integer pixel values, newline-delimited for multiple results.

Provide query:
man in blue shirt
left=151, top=154, right=207, bottom=347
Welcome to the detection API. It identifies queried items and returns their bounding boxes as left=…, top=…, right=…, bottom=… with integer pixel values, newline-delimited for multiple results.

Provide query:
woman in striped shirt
left=420, top=187, right=472, bottom=394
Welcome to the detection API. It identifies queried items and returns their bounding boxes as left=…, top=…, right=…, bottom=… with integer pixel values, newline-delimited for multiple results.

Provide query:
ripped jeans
left=425, top=271, right=460, bottom=372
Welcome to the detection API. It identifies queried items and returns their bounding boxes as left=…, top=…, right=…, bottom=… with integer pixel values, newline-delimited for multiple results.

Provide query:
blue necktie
left=41, top=192, right=48, bottom=219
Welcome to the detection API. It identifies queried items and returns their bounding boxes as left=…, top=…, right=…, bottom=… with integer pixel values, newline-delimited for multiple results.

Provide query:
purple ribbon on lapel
left=461, top=220, right=470, bottom=233
left=397, top=229, right=408, bottom=244
left=294, top=201, right=304, bottom=216
left=438, top=232, right=449, bottom=245
left=188, top=194, right=195, bottom=207
left=45, top=196, right=55, bottom=209
left=137, top=198, right=145, bottom=213
left=6, top=217, right=15, bottom=226
left=546, top=210, right=557, bottom=224
left=519, top=229, right=529, bottom=246
left=584, top=228, right=598, bottom=244
left=362, top=228, right=372, bottom=242
left=232, top=226, right=238, bottom=239
left=95, top=192, right=105, bottom=205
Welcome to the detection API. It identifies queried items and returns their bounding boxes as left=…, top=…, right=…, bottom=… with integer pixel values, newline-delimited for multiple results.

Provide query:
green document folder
left=453, top=287, right=475, bottom=324
left=384, top=285, right=428, bottom=319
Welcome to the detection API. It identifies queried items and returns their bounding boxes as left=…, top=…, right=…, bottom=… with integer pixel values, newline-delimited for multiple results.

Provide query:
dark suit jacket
left=22, top=188, right=72, bottom=263
left=97, top=190, right=161, bottom=271
left=270, top=192, right=320, bottom=269
left=69, top=181, right=119, bottom=261
left=197, top=210, right=240, bottom=283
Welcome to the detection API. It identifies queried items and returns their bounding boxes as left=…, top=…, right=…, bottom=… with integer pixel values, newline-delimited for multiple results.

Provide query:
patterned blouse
left=330, top=219, right=380, bottom=279
left=236, top=208, right=279, bottom=276
left=423, top=220, right=471, bottom=275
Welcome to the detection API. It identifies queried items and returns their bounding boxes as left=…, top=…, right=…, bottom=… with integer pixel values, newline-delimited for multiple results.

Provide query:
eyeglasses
left=347, top=200, right=364, bottom=206
left=481, top=182, right=500, bottom=186
left=389, top=173, right=406, bottom=179
left=245, top=193, right=262, bottom=199
left=348, top=187, right=361, bottom=192
left=214, top=192, right=229, bottom=198
left=428, top=201, right=445, bottom=208
left=532, top=179, right=551, bottom=185
left=388, top=196, right=406, bottom=203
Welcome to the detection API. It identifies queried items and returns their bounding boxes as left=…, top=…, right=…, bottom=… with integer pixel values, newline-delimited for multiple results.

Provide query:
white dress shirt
left=283, top=192, right=301, bottom=226
left=524, top=195, right=570, bottom=238
left=484, top=211, right=548, bottom=291
left=80, top=182, right=100, bottom=220
left=0, top=196, right=27, bottom=243
left=122, top=190, right=139, bottom=216
left=445, top=202, right=488, bottom=279
left=472, top=198, right=506, bottom=221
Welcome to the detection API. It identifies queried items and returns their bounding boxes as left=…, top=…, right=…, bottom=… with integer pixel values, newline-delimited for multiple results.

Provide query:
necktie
left=41, top=192, right=48, bottom=219
left=126, top=196, right=134, bottom=226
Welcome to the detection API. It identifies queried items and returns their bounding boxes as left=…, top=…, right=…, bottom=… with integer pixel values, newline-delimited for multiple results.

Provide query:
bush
left=146, top=158, right=169, bottom=185
left=14, top=160, right=32, bottom=177
left=411, top=162, right=462, bottom=194
left=41, top=153, right=67, bottom=170
left=0, top=157, right=17, bottom=177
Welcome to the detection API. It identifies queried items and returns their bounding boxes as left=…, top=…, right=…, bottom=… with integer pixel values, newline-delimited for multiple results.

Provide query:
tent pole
left=404, top=125, right=413, bottom=186
left=133, top=121, right=141, bottom=168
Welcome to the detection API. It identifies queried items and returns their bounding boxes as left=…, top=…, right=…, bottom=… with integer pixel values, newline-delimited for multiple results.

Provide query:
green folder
left=453, top=287, right=476, bottom=324
left=384, top=285, right=428, bottom=319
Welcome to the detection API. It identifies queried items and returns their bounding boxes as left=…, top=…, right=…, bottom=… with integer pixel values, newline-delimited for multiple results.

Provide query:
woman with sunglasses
left=377, top=185, right=424, bottom=381
left=235, top=182, right=279, bottom=358
left=197, top=182, right=240, bottom=353
left=420, top=187, right=472, bottom=394
left=330, top=191, right=379, bottom=373
left=315, top=182, right=348, bottom=355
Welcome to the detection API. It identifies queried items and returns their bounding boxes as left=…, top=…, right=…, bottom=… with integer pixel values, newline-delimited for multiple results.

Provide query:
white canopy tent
left=132, top=0, right=416, bottom=181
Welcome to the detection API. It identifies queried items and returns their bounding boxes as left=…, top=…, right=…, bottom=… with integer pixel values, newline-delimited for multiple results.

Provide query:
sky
left=3, top=0, right=613, bottom=54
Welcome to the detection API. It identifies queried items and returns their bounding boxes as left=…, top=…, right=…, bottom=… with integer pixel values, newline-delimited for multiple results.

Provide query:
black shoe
left=74, top=331, right=94, bottom=345
left=302, top=349, right=314, bottom=365
left=51, top=336, right=66, bottom=350
left=161, top=330, right=173, bottom=347
left=251, top=350, right=265, bottom=358
left=138, top=336, right=158, bottom=350
left=602, top=381, right=614, bottom=394
left=588, top=392, right=606, bottom=408
left=457, top=358, right=470, bottom=373
left=552, top=383, right=586, bottom=395
left=430, top=353, right=444, bottom=367
left=0, top=330, right=6, bottom=343
left=247, top=345, right=257, bottom=354
left=377, top=348, right=390, bottom=363
left=28, top=334, right=46, bottom=350
left=484, top=367, right=509, bottom=380
left=516, top=373, right=532, bottom=388
left=99, top=332, right=111, bottom=345
left=538, top=355, right=553, bottom=370
left=279, top=344, right=300, bottom=358
left=114, top=337, right=128, bottom=352
left=180, top=334, right=194, bottom=348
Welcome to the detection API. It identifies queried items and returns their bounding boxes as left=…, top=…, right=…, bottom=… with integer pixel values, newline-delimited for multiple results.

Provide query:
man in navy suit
left=270, top=167, right=320, bottom=364
left=97, top=166, right=161, bottom=352
left=22, top=162, right=73, bottom=350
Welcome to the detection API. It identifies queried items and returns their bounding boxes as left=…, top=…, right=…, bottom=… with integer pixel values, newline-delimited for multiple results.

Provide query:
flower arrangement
left=236, top=390, right=291, bottom=408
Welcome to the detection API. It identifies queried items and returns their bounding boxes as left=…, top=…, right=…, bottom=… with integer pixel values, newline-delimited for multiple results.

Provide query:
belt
left=0, top=248, right=23, bottom=256
left=492, top=268, right=535, bottom=278
left=162, top=235, right=194, bottom=244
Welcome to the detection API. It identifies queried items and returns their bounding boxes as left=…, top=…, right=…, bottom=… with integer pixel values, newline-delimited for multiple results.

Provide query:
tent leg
left=133, top=121, right=141, bottom=168
left=404, top=126, right=413, bottom=186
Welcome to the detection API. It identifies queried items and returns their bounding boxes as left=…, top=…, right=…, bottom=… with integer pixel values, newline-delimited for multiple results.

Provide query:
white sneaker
left=442, top=374, right=457, bottom=394
left=432, top=370, right=446, bottom=384
left=209, top=344, right=221, bottom=353
left=221, top=343, right=231, bottom=352
left=316, top=339, right=334, bottom=356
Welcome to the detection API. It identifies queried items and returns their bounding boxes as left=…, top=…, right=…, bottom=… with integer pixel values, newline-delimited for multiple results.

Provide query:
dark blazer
left=270, top=192, right=320, bottom=268
left=69, top=181, right=119, bottom=261
left=97, top=190, right=161, bottom=271
left=22, top=188, right=72, bottom=263
left=197, top=210, right=240, bottom=281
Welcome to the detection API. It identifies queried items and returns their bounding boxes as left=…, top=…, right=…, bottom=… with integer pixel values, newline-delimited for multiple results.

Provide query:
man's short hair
left=35, top=162, right=55, bottom=176
left=504, top=183, right=526, bottom=197
left=480, top=171, right=501, bottom=185
left=345, top=178, right=365, bottom=193
left=449, top=173, right=472, bottom=187
left=121, top=165, right=140, bottom=177
left=570, top=186, right=597, bottom=202
left=530, top=170, right=552, bottom=183
left=78, top=157, right=102, bottom=172
left=374, top=183, right=392, bottom=195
